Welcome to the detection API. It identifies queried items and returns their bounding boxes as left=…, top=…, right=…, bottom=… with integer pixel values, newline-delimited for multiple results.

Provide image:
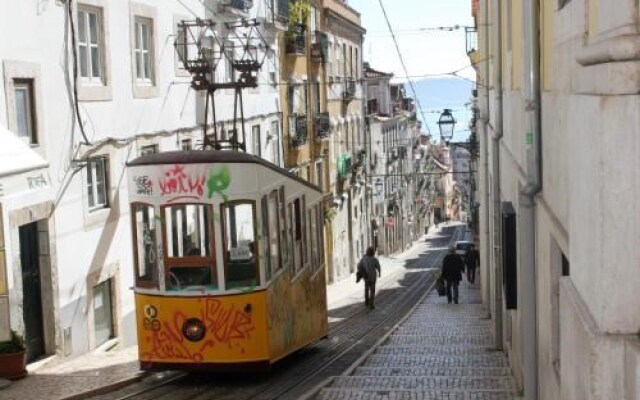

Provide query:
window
left=163, top=204, right=215, bottom=290
left=140, top=144, right=158, bottom=156
left=252, top=125, right=261, bottom=157
left=93, top=278, right=114, bottom=346
left=293, top=198, right=303, bottom=274
left=316, top=205, right=324, bottom=266
left=309, top=206, right=318, bottom=269
left=267, top=192, right=281, bottom=276
left=77, top=6, right=104, bottom=83
left=87, top=157, right=109, bottom=210
left=316, top=161, right=324, bottom=191
left=181, top=139, right=192, bottom=150
left=278, top=188, right=289, bottom=272
left=267, top=50, right=277, bottom=85
left=134, top=17, right=153, bottom=82
left=132, top=203, right=158, bottom=288
left=313, top=80, right=321, bottom=113
left=13, top=79, right=37, bottom=145
left=271, top=120, right=281, bottom=166
left=221, top=202, right=258, bottom=289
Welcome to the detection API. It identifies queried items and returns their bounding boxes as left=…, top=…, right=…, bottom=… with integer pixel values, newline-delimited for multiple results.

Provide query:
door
left=19, top=222, right=45, bottom=362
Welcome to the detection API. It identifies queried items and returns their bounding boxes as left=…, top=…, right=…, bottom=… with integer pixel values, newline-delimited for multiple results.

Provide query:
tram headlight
left=182, top=318, right=206, bottom=342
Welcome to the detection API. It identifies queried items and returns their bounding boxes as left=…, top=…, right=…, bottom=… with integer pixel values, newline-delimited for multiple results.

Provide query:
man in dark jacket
left=464, top=244, right=480, bottom=283
left=357, top=246, right=381, bottom=309
left=442, top=246, right=465, bottom=304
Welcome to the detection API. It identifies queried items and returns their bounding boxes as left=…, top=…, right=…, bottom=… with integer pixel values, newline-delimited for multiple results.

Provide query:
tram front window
left=163, top=204, right=216, bottom=291
left=222, top=202, right=259, bottom=289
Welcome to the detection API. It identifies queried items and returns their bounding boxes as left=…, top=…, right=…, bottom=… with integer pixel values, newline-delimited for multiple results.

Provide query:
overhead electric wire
left=67, top=0, right=91, bottom=145
left=376, top=0, right=431, bottom=136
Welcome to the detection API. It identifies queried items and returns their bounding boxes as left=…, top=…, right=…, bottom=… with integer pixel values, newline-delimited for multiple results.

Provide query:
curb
left=59, top=373, right=148, bottom=400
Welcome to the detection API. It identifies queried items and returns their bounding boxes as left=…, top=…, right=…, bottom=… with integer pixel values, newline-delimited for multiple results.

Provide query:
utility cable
left=376, top=0, right=430, bottom=136
left=67, top=0, right=91, bottom=145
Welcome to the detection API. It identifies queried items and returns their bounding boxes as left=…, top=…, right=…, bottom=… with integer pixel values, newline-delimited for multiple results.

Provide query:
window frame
left=220, top=200, right=260, bottom=289
left=161, top=203, right=217, bottom=290
left=252, top=124, right=261, bottom=157
left=129, top=2, right=158, bottom=98
left=77, top=4, right=104, bottom=84
left=86, top=156, right=110, bottom=211
left=134, top=16, right=154, bottom=83
left=13, top=79, right=38, bottom=145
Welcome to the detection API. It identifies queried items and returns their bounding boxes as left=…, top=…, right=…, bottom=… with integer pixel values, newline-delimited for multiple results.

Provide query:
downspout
left=479, top=0, right=492, bottom=319
left=520, top=0, right=541, bottom=399
left=490, top=0, right=504, bottom=350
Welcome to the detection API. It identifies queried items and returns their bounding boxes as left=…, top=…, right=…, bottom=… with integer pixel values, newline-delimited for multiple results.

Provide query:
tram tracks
left=88, top=226, right=462, bottom=400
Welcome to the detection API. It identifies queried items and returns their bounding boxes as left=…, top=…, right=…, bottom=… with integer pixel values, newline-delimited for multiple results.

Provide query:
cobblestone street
left=316, top=278, right=521, bottom=400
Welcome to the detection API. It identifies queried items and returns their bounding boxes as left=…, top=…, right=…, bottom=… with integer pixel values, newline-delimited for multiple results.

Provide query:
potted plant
left=0, top=330, right=27, bottom=380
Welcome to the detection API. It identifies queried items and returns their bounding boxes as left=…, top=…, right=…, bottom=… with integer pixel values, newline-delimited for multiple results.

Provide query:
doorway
left=19, top=222, right=45, bottom=362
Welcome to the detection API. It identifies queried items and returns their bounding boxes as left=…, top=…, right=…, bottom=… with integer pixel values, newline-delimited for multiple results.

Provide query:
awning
left=0, top=125, right=47, bottom=177
left=0, top=125, right=51, bottom=200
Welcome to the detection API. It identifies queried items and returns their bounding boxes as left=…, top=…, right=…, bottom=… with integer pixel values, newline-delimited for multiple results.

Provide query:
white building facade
left=473, top=0, right=640, bottom=398
left=0, top=0, right=284, bottom=362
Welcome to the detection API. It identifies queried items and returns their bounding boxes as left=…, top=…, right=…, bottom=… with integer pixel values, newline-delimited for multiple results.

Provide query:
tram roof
left=128, top=150, right=322, bottom=193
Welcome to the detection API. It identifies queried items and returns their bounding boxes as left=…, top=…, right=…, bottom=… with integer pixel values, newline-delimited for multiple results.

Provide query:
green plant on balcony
left=288, top=0, right=310, bottom=29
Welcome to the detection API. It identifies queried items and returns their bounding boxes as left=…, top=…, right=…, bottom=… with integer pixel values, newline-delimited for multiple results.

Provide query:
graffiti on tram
left=140, top=298, right=256, bottom=361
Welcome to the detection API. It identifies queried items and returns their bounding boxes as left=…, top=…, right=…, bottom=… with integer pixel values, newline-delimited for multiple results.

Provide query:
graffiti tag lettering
left=159, top=165, right=205, bottom=200
left=134, top=176, right=153, bottom=195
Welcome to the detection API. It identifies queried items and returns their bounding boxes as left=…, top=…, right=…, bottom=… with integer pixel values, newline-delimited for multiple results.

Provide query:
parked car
left=454, top=240, right=473, bottom=256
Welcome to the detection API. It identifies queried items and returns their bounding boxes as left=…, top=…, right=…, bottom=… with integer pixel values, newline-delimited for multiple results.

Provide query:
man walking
left=464, top=243, right=480, bottom=284
left=441, top=246, right=465, bottom=304
left=356, top=246, right=381, bottom=309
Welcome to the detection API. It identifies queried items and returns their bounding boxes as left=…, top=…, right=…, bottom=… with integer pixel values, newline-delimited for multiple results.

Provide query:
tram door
left=19, top=222, right=45, bottom=362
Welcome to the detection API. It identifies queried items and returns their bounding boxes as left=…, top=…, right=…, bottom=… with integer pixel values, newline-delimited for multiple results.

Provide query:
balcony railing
left=275, top=0, right=289, bottom=24
left=314, top=112, right=330, bottom=140
left=219, top=0, right=253, bottom=14
left=311, top=31, right=328, bottom=62
left=289, top=114, right=307, bottom=147
left=286, top=24, right=306, bottom=55
left=342, top=78, right=356, bottom=101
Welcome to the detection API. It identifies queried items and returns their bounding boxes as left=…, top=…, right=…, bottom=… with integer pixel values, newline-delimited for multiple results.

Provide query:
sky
left=349, top=0, right=476, bottom=81
left=348, top=0, right=476, bottom=140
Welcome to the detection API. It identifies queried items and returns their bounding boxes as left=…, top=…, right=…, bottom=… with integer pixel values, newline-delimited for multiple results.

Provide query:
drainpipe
left=520, top=0, right=541, bottom=399
left=479, top=0, right=492, bottom=319
left=489, top=0, right=504, bottom=351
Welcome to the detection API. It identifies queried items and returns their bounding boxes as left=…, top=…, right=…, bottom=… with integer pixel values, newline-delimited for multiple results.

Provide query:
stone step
left=316, top=388, right=521, bottom=400
left=355, top=366, right=513, bottom=377
left=393, top=327, right=493, bottom=336
left=375, top=346, right=499, bottom=356
left=363, top=354, right=509, bottom=368
left=387, top=335, right=494, bottom=346
left=329, top=375, right=518, bottom=391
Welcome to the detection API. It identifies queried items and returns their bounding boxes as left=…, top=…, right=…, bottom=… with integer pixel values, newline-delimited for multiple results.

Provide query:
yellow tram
left=127, top=150, right=328, bottom=371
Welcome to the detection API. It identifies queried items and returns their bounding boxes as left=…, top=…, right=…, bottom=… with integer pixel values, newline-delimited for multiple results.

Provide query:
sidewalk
left=0, top=224, right=459, bottom=400
left=315, top=265, right=521, bottom=399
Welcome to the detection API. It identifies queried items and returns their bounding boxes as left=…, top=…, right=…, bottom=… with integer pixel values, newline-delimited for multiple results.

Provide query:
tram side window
left=132, top=203, right=158, bottom=287
left=301, top=195, right=308, bottom=267
left=293, top=198, right=302, bottom=275
left=309, top=205, right=318, bottom=270
left=287, top=202, right=294, bottom=274
left=279, top=187, right=289, bottom=271
left=317, top=205, right=325, bottom=266
left=222, top=202, right=259, bottom=289
left=268, top=191, right=281, bottom=276
left=163, top=204, right=215, bottom=290
left=261, top=196, right=271, bottom=281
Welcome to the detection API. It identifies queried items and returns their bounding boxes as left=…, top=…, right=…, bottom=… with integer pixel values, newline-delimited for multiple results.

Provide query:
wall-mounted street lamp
left=438, top=108, right=456, bottom=143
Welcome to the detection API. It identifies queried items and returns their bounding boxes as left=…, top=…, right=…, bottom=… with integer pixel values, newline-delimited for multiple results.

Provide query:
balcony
left=218, top=0, right=253, bottom=15
left=465, top=26, right=477, bottom=55
left=311, top=31, right=329, bottom=62
left=289, top=114, right=307, bottom=148
left=342, top=78, right=356, bottom=101
left=314, top=112, right=330, bottom=140
left=286, top=24, right=306, bottom=55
